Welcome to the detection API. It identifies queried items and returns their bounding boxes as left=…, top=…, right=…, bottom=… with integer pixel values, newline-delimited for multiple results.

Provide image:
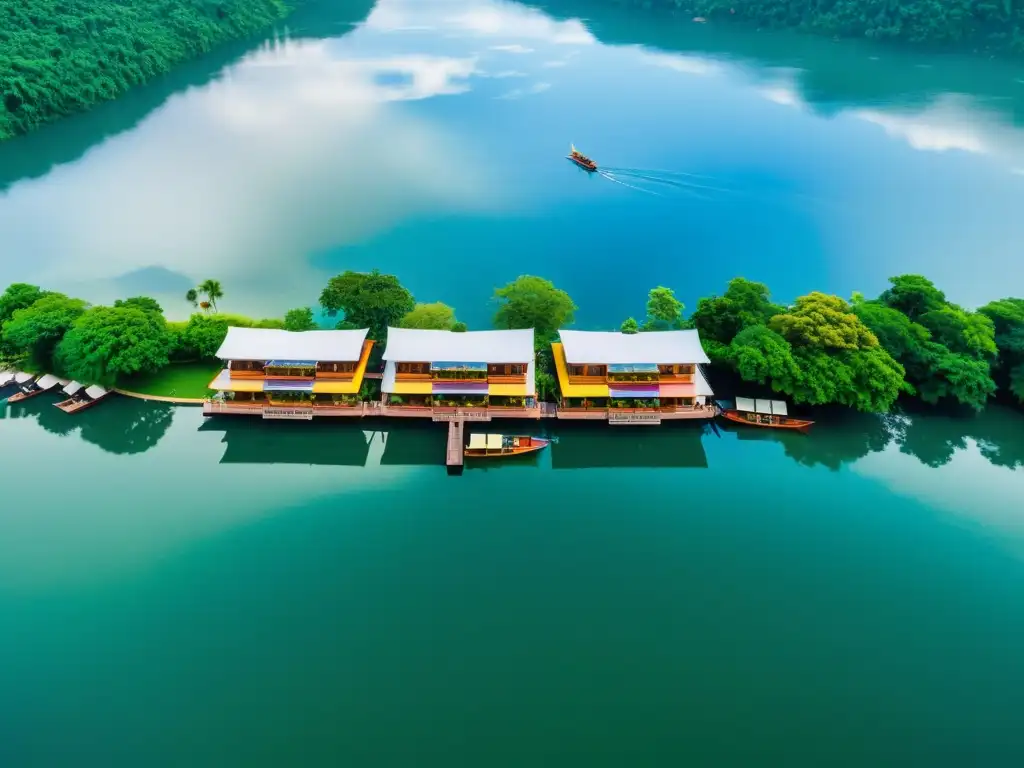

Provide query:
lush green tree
left=493, top=275, right=576, bottom=341
left=284, top=307, right=318, bottom=332
left=0, top=283, right=50, bottom=328
left=770, top=292, right=878, bottom=350
left=320, top=270, right=415, bottom=340
left=114, top=296, right=163, bottom=315
left=452, top=321, right=468, bottom=333
left=185, top=288, right=199, bottom=309
left=182, top=314, right=229, bottom=360
left=879, top=274, right=948, bottom=321
left=691, top=277, right=783, bottom=345
left=643, top=286, right=685, bottom=330
left=978, top=297, right=1024, bottom=401
left=198, top=279, right=224, bottom=312
left=620, top=317, right=640, bottom=334
left=727, top=326, right=801, bottom=386
left=57, top=306, right=171, bottom=386
left=918, top=307, right=997, bottom=360
left=2, top=294, right=87, bottom=369
left=400, top=302, right=458, bottom=330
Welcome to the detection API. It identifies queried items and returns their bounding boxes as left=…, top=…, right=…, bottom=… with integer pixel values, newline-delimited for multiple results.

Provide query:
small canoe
left=719, top=397, right=813, bottom=432
left=465, top=433, right=549, bottom=458
left=567, top=143, right=597, bottom=172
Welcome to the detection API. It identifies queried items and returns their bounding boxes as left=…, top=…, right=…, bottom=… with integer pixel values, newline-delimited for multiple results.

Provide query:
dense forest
left=606, top=1, right=1024, bottom=54
left=0, top=0, right=302, bottom=141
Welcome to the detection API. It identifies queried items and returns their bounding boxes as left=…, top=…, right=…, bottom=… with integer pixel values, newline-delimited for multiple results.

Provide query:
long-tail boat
left=719, top=397, right=814, bottom=432
left=567, top=143, right=597, bottom=172
left=465, top=433, right=550, bottom=458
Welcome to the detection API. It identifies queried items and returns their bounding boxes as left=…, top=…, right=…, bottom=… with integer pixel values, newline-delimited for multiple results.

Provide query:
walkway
left=114, top=388, right=205, bottom=405
left=446, top=420, right=464, bottom=469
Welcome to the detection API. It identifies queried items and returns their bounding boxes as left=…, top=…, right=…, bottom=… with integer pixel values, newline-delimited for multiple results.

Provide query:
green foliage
left=451, top=321, right=468, bottom=333
left=727, top=325, right=801, bottom=385
left=284, top=307, right=318, bottom=332
left=2, top=293, right=87, bottom=370
left=493, top=275, right=577, bottom=341
left=620, top=317, right=639, bottom=334
left=197, top=279, right=224, bottom=311
left=182, top=314, right=229, bottom=360
left=0, top=282, right=50, bottom=327
left=979, top=297, right=1024, bottom=403
left=0, top=1, right=299, bottom=141
left=615, top=1, right=1024, bottom=55
left=114, top=296, right=163, bottom=315
left=643, top=286, right=685, bottom=330
left=319, top=269, right=415, bottom=341
left=879, top=274, right=948, bottom=320
left=918, top=307, right=997, bottom=360
left=400, top=302, right=459, bottom=330
left=769, top=292, right=879, bottom=350
left=56, top=305, right=171, bottom=386
left=691, top=277, right=783, bottom=345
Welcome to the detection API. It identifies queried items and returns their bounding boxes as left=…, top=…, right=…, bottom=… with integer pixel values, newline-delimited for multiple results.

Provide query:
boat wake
left=597, top=170, right=662, bottom=196
left=599, top=165, right=740, bottom=200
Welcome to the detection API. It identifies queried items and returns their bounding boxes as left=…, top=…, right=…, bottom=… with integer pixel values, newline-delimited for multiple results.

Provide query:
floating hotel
left=552, top=329, right=714, bottom=424
left=203, top=325, right=715, bottom=428
left=205, top=327, right=374, bottom=419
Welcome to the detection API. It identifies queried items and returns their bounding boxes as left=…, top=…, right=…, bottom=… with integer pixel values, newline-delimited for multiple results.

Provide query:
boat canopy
left=736, top=397, right=788, bottom=415
left=84, top=385, right=108, bottom=399
left=36, top=374, right=61, bottom=390
left=486, top=434, right=504, bottom=450
left=14, top=372, right=35, bottom=384
left=0, top=371, right=13, bottom=386
left=63, top=381, right=84, bottom=396
left=468, top=433, right=487, bottom=450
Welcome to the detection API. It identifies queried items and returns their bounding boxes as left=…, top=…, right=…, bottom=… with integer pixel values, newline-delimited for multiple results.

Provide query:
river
left=2, top=1, right=1024, bottom=765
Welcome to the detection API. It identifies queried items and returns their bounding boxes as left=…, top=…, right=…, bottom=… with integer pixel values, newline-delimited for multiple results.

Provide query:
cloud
left=497, top=82, right=552, bottom=100
left=490, top=43, right=534, bottom=54
left=0, top=35, right=496, bottom=318
left=542, top=60, right=567, bottom=68
left=641, top=51, right=723, bottom=77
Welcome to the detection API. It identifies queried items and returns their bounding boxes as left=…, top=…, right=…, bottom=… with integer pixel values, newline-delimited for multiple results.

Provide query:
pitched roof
left=382, top=328, right=534, bottom=363
left=559, top=329, right=711, bottom=365
left=215, top=327, right=369, bottom=362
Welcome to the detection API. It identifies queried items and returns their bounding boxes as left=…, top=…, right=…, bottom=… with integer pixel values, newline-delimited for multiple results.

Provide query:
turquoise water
left=3, top=1, right=1024, bottom=764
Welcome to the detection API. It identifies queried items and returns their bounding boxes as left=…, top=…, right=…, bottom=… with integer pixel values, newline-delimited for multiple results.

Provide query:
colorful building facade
left=381, top=328, right=537, bottom=414
left=552, top=329, right=714, bottom=421
left=207, top=327, right=373, bottom=414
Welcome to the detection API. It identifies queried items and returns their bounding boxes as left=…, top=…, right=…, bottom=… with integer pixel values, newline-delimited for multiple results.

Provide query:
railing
left=263, top=407, right=314, bottom=420
left=432, top=408, right=492, bottom=422
left=609, top=411, right=662, bottom=425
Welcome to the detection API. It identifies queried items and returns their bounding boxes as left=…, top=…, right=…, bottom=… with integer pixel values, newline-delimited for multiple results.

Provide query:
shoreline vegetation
left=584, top=1, right=1024, bottom=55
left=0, top=0, right=308, bottom=142
left=2, top=271, right=1022, bottom=417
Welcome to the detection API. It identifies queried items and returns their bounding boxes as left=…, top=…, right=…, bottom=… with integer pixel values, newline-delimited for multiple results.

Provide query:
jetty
left=445, top=419, right=464, bottom=473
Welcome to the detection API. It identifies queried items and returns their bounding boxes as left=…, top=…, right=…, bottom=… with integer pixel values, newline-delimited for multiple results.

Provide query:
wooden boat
left=465, top=433, right=550, bottom=458
left=567, top=143, right=597, bottom=172
left=55, top=383, right=110, bottom=414
left=7, top=373, right=65, bottom=403
left=719, top=396, right=814, bottom=432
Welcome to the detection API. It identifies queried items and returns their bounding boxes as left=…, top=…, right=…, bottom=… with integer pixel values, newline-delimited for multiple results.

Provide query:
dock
left=446, top=419, right=464, bottom=472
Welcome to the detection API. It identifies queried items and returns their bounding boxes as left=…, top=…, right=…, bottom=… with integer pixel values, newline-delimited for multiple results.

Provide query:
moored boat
left=7, top=373, right=66, bottom=403
left=567, top=143, right=597, bottom=172
left=465, top=433, right=549, bottom=458
left=55, top=383, right=110, bottom=414
left=719, top=397, right=814, bottom=432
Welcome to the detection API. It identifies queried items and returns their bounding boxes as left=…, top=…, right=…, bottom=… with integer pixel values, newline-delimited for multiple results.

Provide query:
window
left=658, top=365, right=674, bottom=375
left=677, top=364, right=695, bottom=375
left=397, top=362, right=427, bottom=374
left=510, top=363, right=525, bottom=376
left=586, top=365, right=605, bottom=377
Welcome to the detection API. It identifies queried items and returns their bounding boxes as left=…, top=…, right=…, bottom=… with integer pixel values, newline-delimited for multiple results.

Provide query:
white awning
left=694, top=365, right=714, bottom=397
left=770, top=400, right=788, bottom=416
left=215, top=327, right=369, bottom=362
left=486, top=434, right=504, bottom=450
left=382, top=327, right=534, bottom=363
left=84, top=385, right=108, bottom=399
left=735, top=397, right=756, bottom=412
left=755, top=399, right=772, bottom=414
left=14, top=372, right=35, bottom=384
left=468, top=433, right=487, bottom=450
left=559, top=329, right=711, bottom=365
left=36, top=374, right=61, bottom=390
left=63, top=381, right=84, bottom=396
left=0, top=372, right=13, bottom=386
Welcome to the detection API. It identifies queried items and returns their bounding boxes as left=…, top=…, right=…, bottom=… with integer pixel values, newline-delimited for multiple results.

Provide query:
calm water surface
left=3, top=0, right=1024, bottom=764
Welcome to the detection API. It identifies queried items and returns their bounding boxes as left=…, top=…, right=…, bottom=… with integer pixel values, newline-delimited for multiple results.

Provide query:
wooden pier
left=446, top=419, right=465, bottom=473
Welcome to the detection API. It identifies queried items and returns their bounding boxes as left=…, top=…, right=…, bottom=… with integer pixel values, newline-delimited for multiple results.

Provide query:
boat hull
left=7, top=387, right=44, bottom=404
left=720, top=409, right=814, bottom=432
left=567, top=156, right=597, bottom=172
left=55, top=393, right=109, bottom=414
left=465, top=437, right=550, bottom=458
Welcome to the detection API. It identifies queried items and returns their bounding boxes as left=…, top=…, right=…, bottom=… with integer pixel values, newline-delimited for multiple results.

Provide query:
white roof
left=735, top=397, right=756, bottom=412
left=14, top=372, right=35, bottom=384
left=559, top=329, right=710, bottom=365
left=736, top=397, right=788, bottom=415
left=469, top=433, right=487, bottom=449
left=215, top=327, right=369, bottom=362
left=771, top=400, right=788, bottom=416
left=694, top=365, right=714, bottom=397
left=63, top=381, right=84, bottom=395
left=486, top=434, right=503, bottom=450
left=382, top=327, right=534, bottom=363
left=755, top=398, right=772, bottom=414
left=36, top=374, right=61, bottom=390
left=0, top=372, right=13, bottom=386
left=85, top=385, right=108, bottom=399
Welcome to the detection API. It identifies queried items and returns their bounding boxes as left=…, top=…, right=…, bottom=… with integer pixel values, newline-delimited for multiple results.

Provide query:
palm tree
left=185, top=288, right=198, bottom=308
left=198, top=279, right=223, bottom=312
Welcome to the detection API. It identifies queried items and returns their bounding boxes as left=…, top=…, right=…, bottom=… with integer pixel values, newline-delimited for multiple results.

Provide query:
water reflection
left=199, top=419, right=375, bottom=466
left=551, top=423, right=709, bottom=469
